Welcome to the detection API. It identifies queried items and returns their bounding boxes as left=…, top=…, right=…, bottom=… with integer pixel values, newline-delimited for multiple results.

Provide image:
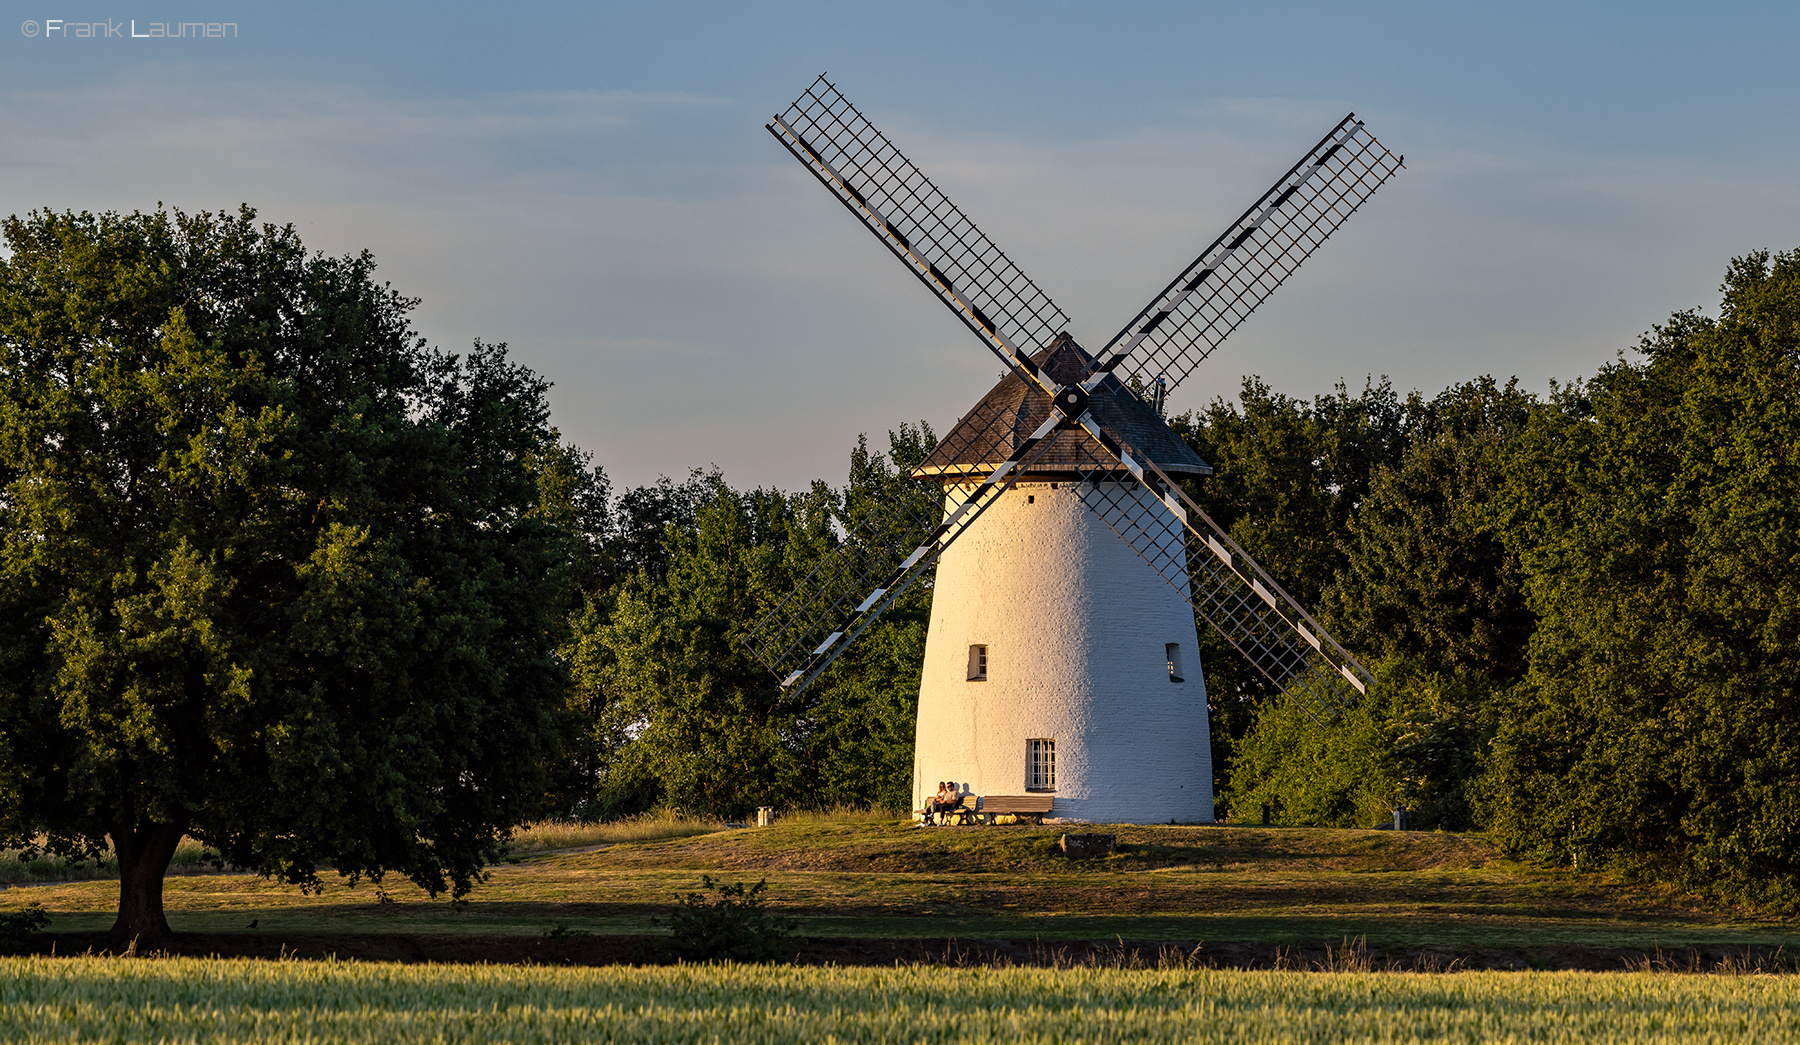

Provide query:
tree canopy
left=560, top=427, right=935, bottom=820
left=1480, top=250, right=1800, bottom=903
left=0, top=206, right=582, bottom=946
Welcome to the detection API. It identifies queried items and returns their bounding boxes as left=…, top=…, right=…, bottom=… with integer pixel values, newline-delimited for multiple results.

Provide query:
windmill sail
left=1065, top=425, right=1372, bottom=722
left=768, top=75, right=1069, bottom=397
left=1089, top=115, right=1403, bottom=397
left=751, top=74, right=1088, bottom=695
left=743, top=397, right=1067, bottom=696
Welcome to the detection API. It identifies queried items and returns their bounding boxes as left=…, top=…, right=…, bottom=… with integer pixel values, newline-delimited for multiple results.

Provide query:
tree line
left=3, top=206, right=1797, bottom=948
left=1216, top=251, right=1800, bottom=911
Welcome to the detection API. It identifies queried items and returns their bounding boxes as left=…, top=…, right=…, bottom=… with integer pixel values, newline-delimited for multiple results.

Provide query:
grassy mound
left=580, top=819, right=1501, bottom=875
left=2, top=817, right=1794, bottom=961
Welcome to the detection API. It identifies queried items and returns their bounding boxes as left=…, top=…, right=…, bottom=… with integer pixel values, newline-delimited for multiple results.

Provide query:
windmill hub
left=1052, top=385, right=1090, bottom=424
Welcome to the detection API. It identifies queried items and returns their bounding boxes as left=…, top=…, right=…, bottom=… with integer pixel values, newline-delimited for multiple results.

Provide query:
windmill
left=746, top=76, right=1401, bottom=823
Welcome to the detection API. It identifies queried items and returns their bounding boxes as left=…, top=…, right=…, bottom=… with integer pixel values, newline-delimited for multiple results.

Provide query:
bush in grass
left=0, top=903, right=49, bottom=954
left=1223, top=657, right=1497, bottom=830
left=664, top=876, right=796, bottom=963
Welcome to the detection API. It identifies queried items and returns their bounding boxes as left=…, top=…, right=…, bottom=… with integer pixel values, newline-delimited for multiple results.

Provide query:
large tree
left=0, top=206, right=578, bottom=947
left=1485, top=250, right=1800, bottom=905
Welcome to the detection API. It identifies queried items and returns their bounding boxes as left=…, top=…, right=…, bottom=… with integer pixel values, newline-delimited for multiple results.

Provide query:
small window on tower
left=1166, top=643, right=1185, bottom=683
left=1027, top=738, right=1056, bottom=791
left=967, top=644, right=988, bottom=681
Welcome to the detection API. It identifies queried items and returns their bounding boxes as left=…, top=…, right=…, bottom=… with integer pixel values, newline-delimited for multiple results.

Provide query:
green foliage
left=801, top=616, right=925, bottom=810
left=608, top=469, right=716, bottom=587
left=1224, top=661, right=1403, bottom=828
left=595, top=482, right=811, bottom=817
left=1174, top=376, right=1408, bottom=610
left=1380, top=670, right=1497, bottom=831
left=563, top=426, right=935, bottom=819
left=1224, top=659, right=1496, bottom=831
left=1327, top=377, right=1536, bottom=682
left=663, top=875, right=797, bottom=963
left=1483, top=249, right=1800, bottom=904
left=1169, top=378, right=1409, bottom=802
left=0, top=206, right=580, bottom=938
left=799, top=426, right=936, bottom=811
left=0, top=903, right=49, bottom=955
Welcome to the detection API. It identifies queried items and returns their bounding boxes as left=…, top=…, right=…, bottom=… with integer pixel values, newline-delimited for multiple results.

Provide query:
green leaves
left=0, top=206, right=581, bottom=940
left=566, top=426, right=936, bottom=819
left=1223, top=658, right=1496, bottom=832
left=1478, top=250, right=1800, bottom=905
left=1329, top=377, right=1535, bottom=682
left=663, top=875, right=798, bottom=963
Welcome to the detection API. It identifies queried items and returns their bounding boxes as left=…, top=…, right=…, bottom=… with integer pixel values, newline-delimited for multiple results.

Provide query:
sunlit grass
left=7, top=817, right=1794, bottom=955
left=504, top=813, right=723, bottom=853
left=0, top=812, right=726, bottom=885
left=6, top=957, right=1800, bottom=1044
left=502, top=807, right=900, bottom=857
left=765, top=806, right=897, bottom=826
left=0, top=837, right=223, bottom=885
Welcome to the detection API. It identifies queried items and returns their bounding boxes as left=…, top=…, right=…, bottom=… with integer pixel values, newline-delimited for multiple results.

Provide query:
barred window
left=1027, top=738, right=1055, bottom=791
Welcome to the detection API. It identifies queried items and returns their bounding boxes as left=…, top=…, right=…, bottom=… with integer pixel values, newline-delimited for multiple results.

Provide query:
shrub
left=1223, top=658, right=1497, bottom=830
left=0, top=903, right=49, bottom=954
left=664, top=876, right=797, bottom=963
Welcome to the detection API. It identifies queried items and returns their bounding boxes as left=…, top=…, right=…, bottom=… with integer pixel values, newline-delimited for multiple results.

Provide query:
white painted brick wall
left=913, top=482, right=1214, bottom=823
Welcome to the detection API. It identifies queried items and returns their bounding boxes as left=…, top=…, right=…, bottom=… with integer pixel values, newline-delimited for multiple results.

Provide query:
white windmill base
left=911, top=481, right=1215, bottom=824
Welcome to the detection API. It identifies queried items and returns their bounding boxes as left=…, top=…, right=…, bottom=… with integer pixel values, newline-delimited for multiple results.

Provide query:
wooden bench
left=942, top=795, right=979, bottom=826
left=977, top=795, right=1054, bottom=825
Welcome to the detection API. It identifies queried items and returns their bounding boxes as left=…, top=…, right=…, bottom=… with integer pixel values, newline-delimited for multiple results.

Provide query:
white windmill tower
left=745, top=77, right=1401, bottom=824
left=910, top=335, right=1216, bottom=822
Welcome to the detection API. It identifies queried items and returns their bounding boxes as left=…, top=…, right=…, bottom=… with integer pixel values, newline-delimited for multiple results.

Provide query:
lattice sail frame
left=768, top=77, right=1070, bottom=383
left=747, top=74, right=1392, bottom=718
left=742, top=398, right=1066, bottom=698
left=753, top=76, right=1093, bottom=694
left=1089, top=114, right=1404, bottom=396
left=1066, top=418, right=1370, bottom=723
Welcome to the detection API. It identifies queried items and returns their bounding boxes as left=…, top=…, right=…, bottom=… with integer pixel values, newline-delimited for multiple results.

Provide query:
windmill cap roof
left=914, top=334, right=1212, bottom=481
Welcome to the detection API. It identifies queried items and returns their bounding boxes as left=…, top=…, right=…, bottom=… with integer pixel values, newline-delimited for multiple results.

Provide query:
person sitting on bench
left=924, top=781, right=959, bottom=825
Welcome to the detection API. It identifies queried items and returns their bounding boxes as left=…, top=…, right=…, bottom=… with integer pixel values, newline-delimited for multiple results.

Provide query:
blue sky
left=5, top=2, right=1798, bottom=489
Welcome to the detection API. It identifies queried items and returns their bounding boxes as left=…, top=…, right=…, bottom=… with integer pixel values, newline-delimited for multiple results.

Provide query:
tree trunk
left=109, top=820, right=186, bottom=952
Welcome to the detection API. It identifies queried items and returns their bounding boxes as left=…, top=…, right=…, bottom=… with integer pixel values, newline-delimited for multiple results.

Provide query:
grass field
left=0, top=812, right=720, bottom=885
left=5, top=816, right=1797, bottom=964
left=3, top=956, right=1798, bottom=1044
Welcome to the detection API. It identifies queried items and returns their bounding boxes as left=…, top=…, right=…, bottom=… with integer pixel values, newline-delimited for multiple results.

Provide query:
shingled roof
left=915, top=334, right=1212, bottom=481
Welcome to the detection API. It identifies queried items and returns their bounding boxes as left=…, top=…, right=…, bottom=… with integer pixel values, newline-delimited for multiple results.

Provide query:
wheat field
left=1, top=957, right=1795, bottom=1044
